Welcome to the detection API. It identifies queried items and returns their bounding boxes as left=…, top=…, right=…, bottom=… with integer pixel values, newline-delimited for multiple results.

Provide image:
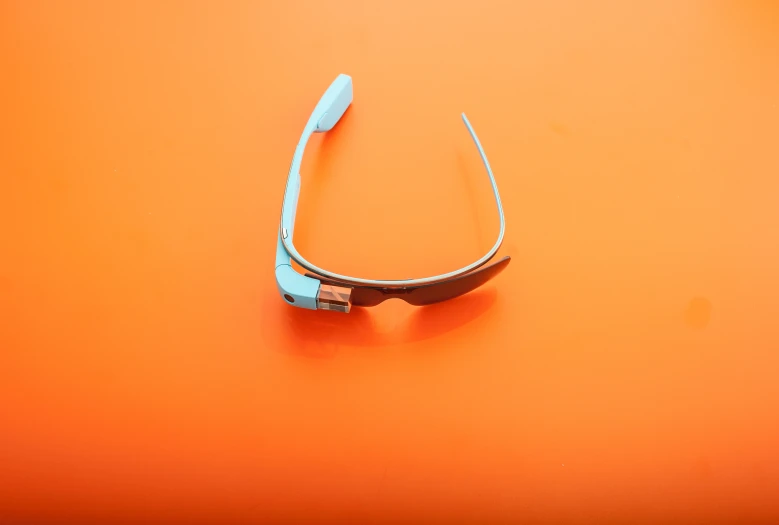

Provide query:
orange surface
left=2, top=1, right=779, bottom=523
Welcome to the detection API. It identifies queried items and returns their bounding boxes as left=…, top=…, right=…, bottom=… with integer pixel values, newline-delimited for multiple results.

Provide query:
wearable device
left=275, top=74, right=509, bottom=313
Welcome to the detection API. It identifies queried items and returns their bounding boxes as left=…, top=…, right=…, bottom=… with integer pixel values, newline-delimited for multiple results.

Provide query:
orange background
left=2, top=1, right=779, bottom=523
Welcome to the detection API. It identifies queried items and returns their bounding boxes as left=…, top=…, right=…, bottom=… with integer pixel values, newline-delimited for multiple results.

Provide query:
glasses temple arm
left=275, top=74, right=354, bottom=309
left=461, top=112, right=506, bottom=256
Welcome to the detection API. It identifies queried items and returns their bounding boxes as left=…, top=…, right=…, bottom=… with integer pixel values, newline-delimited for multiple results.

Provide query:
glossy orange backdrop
left=2, top=1, right=779, bottom=523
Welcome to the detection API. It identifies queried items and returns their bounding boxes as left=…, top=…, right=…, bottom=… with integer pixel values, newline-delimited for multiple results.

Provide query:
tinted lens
left=308, top=256, right=510, bottom=307
left=404, top=256, right=510, bottom=305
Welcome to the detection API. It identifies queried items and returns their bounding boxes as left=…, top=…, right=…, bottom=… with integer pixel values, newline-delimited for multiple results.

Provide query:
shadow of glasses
left=277, top=286, right=499, bottom=358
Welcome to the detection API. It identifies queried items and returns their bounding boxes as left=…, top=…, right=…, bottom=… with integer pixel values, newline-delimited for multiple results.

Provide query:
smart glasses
left=275, top=74, right=509, bottom=313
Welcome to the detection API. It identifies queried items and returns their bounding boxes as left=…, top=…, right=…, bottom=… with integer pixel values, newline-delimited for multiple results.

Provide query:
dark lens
left=349, top=285, right=392, bottom=307
left=404, top=256, right=510, bottom=305
left=307, top=256, right=510, bottom=307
